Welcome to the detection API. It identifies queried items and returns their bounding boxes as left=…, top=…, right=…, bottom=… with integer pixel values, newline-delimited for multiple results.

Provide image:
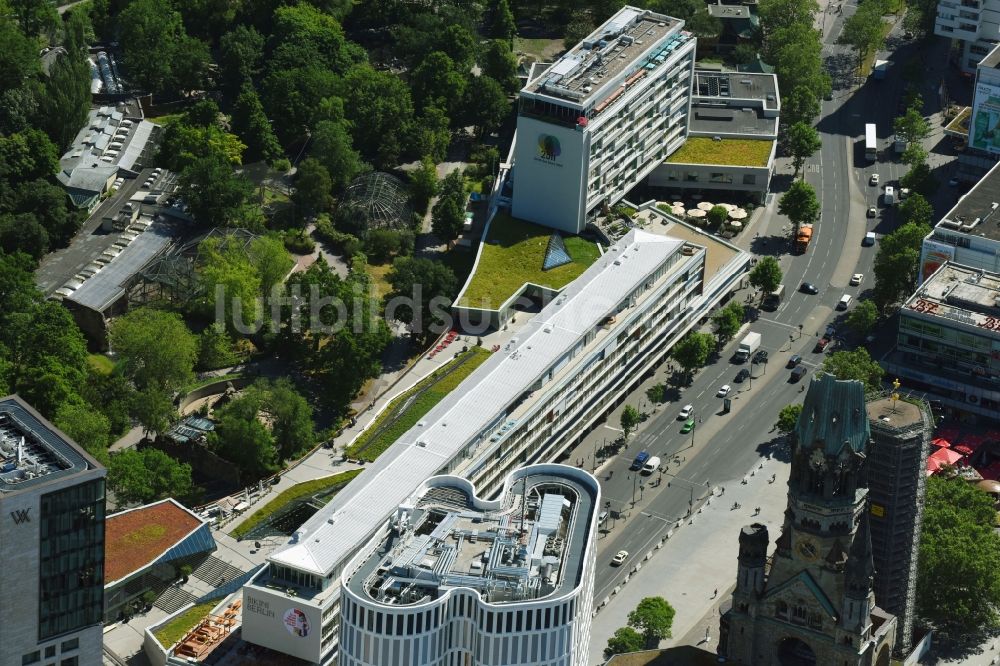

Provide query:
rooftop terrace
left=904, top=262, right=1000, bottom=333
left=934, top=159, right=1000, bottom=240
left=346, top=468, right=597, bottom=606
left=979, top=42, right=1000, bottom=69
left=0, top=396, right=95, bottom=493
left=664, top=136, right=774, bottom=166
left=522, top=6, right=684, bottom=108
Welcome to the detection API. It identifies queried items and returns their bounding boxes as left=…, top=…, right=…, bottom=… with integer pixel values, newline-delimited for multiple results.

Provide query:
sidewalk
left=586, top=456, right=792, bottom=665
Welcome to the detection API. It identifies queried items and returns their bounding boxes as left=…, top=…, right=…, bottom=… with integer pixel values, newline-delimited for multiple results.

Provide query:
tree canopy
left=605, top=626, right=644, bottom=657
left=776, top=403, right=803, bottom=434
left=820, top=348, right=884, bottom=393
left=778, top=180, right=821, bottom=227
left=712, top=301, right=745, bottom=345
left=385, top=256, right=458, bottom=342
left=108, top=447, right=194, bottom=505
left=872, top=221, right=931, bottom=313
left=787, top=122, right=822, bottom=177
left=749, top=256, right=784, bottom=294
left=627, top=596, right=676, bottom=646
left=671, top=331, right=714, bottom=382
left=109, top=308, right=197, bottom=392
left=621, top=405, right=641, bottom=439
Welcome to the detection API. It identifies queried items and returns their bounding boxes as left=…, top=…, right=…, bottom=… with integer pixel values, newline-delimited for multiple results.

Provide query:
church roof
left=766, top=569, right=839, bottom=620
left=795, top=374, right=870, bottom=457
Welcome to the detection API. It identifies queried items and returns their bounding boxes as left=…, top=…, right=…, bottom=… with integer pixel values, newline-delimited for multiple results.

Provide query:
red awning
left=932, top=437, right=951, bottom=449
left=930, top=447, right=965, bottom=465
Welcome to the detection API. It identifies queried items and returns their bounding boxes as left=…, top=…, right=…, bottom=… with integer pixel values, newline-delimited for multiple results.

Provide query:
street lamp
left=639, top=483, right=646, bottom=502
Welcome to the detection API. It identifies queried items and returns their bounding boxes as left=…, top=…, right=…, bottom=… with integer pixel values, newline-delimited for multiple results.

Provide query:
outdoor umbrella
left=670, top=205, right=686, bottom=216
left=729, top=220, right=743, bottom=229
left=687, top=209, right=707, bottom=218
left=697, top=201, right=715, bottom=211
left=729, top=208, right=748, bottom=220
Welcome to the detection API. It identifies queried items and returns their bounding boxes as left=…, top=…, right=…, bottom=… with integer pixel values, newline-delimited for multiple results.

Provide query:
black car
left=753, top=350, right=769, bottom=364
left=787, top=354, right=802, bottom=368
left=800, top=282, right=819, bottom=294
left=735, top=368, right=751, bottom=383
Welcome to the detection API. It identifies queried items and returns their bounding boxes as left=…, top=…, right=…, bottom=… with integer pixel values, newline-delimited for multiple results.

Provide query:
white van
left=838, top=294, right=853, bottom=310
left=883, top=186, right=895, bottom=205
left=641, top=456, right=661, bottom=475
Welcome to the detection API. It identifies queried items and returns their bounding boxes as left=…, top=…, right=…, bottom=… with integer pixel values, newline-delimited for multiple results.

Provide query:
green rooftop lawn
left=459, top=215, right=601, bottom=309
left=230, top=468, right=363, bottom=540
left=946, top=107, right=972, bottom=134
left=346, top=347, right=492, bottom=462
left=665, top=137, right=773, bottom=167
left=153, top=600, right=219, bottom=648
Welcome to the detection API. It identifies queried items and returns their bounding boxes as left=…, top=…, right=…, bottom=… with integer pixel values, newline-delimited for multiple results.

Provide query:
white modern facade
left=0, top=396, right=106, bottom=666
left=512, top=6, right=696, bottom=233
left=935, top=0, right=1000, bottom=71
left=338, top=465, right=599, bottom=666
left=242, top=220, right=751, bottom=664
left=969, top=44, right=1000, bottom=154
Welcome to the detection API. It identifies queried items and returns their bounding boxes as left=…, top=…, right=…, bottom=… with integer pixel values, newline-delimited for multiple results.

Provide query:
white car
left=677, top=404, right=694, bottom=421
left=611, top=550, right=629, bottom=566
left=867, top=206, right=877, bottom=218
left=850, top=273, right=864, bottom=286
left=870, top=174, right=880, bottom=186
left=717, top=385, right=731, bottom=398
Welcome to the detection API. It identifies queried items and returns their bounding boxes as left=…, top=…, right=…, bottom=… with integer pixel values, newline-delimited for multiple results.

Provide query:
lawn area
left=147, top=112, right=186, bottom=127
left=665, top=137, right=774, bottom=167
left=859, top=19, right=895, bottom=77
left=153, top=600, right=219, bottom=648
left=458, top=215, right=601, bottom=309
left=346, top=347, right=492, bottom=462
left=514, top=37, right=565, bottom=62
left=230, top=468, right=363, bottom=540
left=87, top=353, right=115, bottom=375
left=365, top=262, right=394, bottom=300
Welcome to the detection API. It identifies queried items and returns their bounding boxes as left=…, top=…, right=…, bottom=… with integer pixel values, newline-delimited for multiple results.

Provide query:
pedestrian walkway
left=586, top=457, right=791, bottom=665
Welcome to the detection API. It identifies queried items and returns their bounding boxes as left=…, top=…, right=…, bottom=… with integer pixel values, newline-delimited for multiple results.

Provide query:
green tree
left=14, top=179, right=83, bottom=248
left=894, top=107, right=930, bottom=144
left=749, top=256, right=784, bottom=294
left=646, top=383, right=666, bottom=404
left=872, top=221, right=931, bottom=313
left=712, top=301, right=745, bottom=345
left=620, top=405, right=641, bottom=439
left=338, top=64, right=415, bottom=168
left=293, top=158, right=334, bottom=220
left=158, top=117, right=246, bottom=172
left=490, top=0, right=517, bottom=42
left=409, top=105, right=452, bottom=164
left=117, top=0, right=209, bottom=95
left=108, top=448, right=193, bottom=505
left=686, top=7, right=722, bottom=38
left=901, top=142, right=928, bottom=168
left=432, top=172, right=467, bottom=244
left=847, top=299, right=878, bottom=334
left=778, top=180, right=821, bottom=227
left=758, top=0, right=820, bottom=41
left=627, top=596, right=676, bottom=646
left=0, top=128, right=59, bottom=181
left=259, top=378, right=315, bottom=460
left=198, top=236, right=262, bottom=332
left=671, top=331, right=714, bottom=383
left=776, top=403, right=803, bottom=434
left=109, top=308, right=197, bottom=392
left=787, top=122, right=822, bottom=177
left=917, top=476, right=1000, bottom=633
left=838, top=2, right=886, bottom=72
left=410, top=156, right=439, bottom=215
left=707, top=205, right=728, bottom=227
left=37, top=23, right=91, bottom=150
left=783, top=86, right=821, bottom=127
left=385, top=256, right=458, bottom=342
left=198, top=322, right=237, bottom=370
left=821, top=348, right=885, bottom=393
left=10, top=0, right=58, bottom=37
left=311, top=120, right=365, bottom=193
left=178, top=154, right=255, bottom=227
left=208, top=393, right=279, bottom=478
left=0, top=214, right=48, bottom=260
left=564, top=14, right=595, bottom=49
left=605, top=626, right=644, bottom=657
left=411, top=51, right=466, bottom=116
left=249, top=235, right=294, bottom=296
left=463, top=75, right=512, bottom=138
left=481, top=39, right=520, bottom=95
left=0, top=16, right=40, bottom=95
left=898, top=192, right=933, bottom=227
left=901, top=160, right=938, bottom=197
left=231, top=85, right=282, bottom=164
left=55, top=402, right=111, bottom=461
left=266, top=3, right=360, bottom=74
left=218, top=25, right=264, bottom=97
left=261, top=65, right=340, bottom=141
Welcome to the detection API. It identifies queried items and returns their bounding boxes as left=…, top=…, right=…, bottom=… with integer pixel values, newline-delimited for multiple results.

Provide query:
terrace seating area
left=172, top=600, right=241, bottom=660
left=427, top=330, right=460, bottom=360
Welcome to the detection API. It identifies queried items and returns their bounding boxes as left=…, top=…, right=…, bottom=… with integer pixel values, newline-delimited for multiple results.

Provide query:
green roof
left=458, top=214, right=601, bottom=309
left=665, top=137, right=773, bottom=167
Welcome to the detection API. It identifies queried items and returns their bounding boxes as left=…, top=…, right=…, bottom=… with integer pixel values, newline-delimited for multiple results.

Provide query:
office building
left=338, top=465, right=599, bottom=666
left=243, top=220, right=750, bottom=664
left=866, top=394, right=933, bottom=656
left=0, top=396, right=106, bottom=666
left=512, top=6, right=697, bottom=233
left=720, top=375, right=897, bottom=665
left=886, top=261, right=1000, bottom=420
left=970, top=44, right=1000, bottom=155
left=935, top=0, right=1000, bottom=72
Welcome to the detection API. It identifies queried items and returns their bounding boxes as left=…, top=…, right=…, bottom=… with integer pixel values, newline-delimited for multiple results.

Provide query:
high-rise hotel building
left=0, top=396, right=106, bottom=666
left=512, top=6, right=696, bottom=233
left=242, top=219, right=749, bottom=664
left=339, top=465, right=599, bottom=666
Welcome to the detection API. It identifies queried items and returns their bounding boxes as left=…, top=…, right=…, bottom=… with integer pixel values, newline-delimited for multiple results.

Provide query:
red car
left=814, top=336, right=831, bottom=353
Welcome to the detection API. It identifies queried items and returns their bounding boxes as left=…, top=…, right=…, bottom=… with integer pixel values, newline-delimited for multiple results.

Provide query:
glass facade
left=38, top=479, right=106, bottom=640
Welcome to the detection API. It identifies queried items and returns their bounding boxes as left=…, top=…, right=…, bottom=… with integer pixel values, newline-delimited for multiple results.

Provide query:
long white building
left=339, top=465, right=599, bottom=666
left=241, top=217, right=749, bottom=664
left=512, top=6, right=696, bottom=233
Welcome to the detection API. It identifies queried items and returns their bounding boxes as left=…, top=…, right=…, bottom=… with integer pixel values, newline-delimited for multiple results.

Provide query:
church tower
left=720, top=374, right=896, bottom=666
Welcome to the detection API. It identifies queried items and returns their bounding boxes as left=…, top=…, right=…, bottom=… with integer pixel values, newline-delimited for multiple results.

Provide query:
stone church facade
left=720, top=375, right=897, bottom=666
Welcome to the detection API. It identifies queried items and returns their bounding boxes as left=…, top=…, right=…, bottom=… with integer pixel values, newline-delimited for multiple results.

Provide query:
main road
left=585, top=2, right=933, bottom=610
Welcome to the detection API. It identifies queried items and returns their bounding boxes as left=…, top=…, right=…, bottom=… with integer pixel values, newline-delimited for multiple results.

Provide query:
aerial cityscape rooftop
left=0, top=396, right=95, bottom=493
left=935, top=159, right=1000, bottom=240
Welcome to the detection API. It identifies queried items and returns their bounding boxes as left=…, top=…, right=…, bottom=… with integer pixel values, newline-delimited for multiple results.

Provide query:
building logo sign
left=10, top=508, right=30, bottom=524
left=283, top=608, right=311, bottom=638
left=536, top=134, right=562, bottom=162
left=245, top=595, right=275, bottom=619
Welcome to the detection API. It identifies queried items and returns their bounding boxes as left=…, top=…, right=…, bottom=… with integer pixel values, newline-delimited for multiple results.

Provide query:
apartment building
left=241, top=220, right=750, bottom=664
left=0, top=396, right=107, bottom=666
left=338, top=465, right=599, bottom=666
left=935, top=0, right=1000, bottom=71
left=512, top=6, right=696, bottom=233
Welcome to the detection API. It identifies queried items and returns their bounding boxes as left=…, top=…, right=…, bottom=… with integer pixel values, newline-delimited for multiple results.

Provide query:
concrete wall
left=647, top=160, right=773, bottom=201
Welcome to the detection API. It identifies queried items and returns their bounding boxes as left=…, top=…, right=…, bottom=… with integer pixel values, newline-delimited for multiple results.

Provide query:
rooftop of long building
left=344, top=467, right=597, bottom=607
left=904, top=261, right=1000, bottom=330
left=0, top=396, right=101, bottom=494
left=933, top=159, right=1000, bottom=240
left=521, top=6, right=686, bottom=108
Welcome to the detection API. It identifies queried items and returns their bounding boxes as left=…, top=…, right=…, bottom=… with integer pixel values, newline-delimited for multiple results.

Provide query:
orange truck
left=794, top=223, right=813, bottom=253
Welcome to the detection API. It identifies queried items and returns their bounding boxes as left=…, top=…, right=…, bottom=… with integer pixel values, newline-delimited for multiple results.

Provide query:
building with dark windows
left=866, top=394, right=933, bottom=656
left=720, top=375, right=897, bottom=666
left=0, top=395, right=106, bottom=666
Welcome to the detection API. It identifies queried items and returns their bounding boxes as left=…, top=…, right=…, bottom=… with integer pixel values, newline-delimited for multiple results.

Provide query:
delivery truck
left=795, top=223, right=813, bottom=253
left=734, top=331, right=761, bottom=363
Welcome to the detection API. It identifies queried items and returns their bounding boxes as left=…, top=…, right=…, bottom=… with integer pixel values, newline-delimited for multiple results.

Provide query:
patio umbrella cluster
left=656, top=200, right=750, bottom=228
left=927, top=429, right=1000, bottom=479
